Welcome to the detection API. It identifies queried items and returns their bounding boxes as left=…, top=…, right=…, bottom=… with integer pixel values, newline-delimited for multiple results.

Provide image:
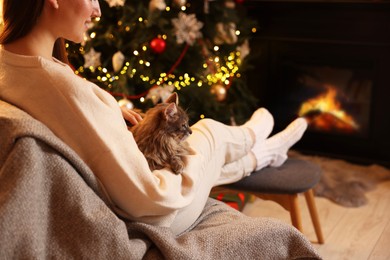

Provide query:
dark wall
left=244, top=1, right=390, bottom=166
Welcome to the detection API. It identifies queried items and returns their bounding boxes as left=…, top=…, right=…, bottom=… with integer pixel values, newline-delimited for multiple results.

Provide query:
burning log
left=298, top=86, right=359, bottom=133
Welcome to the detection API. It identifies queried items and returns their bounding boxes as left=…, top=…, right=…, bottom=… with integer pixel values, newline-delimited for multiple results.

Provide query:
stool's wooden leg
left=304, top=189, right=325, bottom=244
left=288, top=194, right=303, bottom=232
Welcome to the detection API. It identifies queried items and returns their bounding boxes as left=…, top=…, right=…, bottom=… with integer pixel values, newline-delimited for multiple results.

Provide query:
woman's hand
left=120, top=106, right=143, bottom=126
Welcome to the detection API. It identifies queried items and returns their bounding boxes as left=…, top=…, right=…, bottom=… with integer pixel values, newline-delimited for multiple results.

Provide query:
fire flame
left=298, top=86, right=359, bottom=133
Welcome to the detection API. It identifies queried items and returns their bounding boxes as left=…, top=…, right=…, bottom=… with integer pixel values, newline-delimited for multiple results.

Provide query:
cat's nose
left=189, top=129, right=192, bottom=135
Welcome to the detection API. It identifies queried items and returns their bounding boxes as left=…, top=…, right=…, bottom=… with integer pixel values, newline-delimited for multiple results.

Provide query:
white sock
left=252, top=118, right=308, bottom=170
left=243, top=108, right=274, bottom=142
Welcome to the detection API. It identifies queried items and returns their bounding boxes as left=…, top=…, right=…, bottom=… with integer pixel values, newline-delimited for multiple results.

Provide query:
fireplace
left=277, top=58, right=372, bottom=138
left=244, top=1, right=390, bottom=166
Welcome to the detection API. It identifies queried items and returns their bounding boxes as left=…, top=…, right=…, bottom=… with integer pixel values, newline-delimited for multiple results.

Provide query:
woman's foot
left=243, top=108, right=274, bottom=142
left=251, top=117, right=308, bottom=171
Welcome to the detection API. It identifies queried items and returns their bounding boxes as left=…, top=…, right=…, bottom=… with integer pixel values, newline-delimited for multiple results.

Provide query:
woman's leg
left=186, top=118, right=254, bottom=180
left=171, top=117, right=256, bottom=234
left=171, top=109, right=274, bottom=234
left=251, top=117, right=308, bottom=170
left=171, top=110, right=308, bottom=234
left=218, top=117, right=308, bottom=185
left=216, top=108, right=275, bottom=185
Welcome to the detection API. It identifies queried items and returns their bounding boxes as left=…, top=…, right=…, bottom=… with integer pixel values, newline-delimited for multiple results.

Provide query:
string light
left=74, top=32, right=246, bottom=102
left=76, top=50, right=242, bottom=93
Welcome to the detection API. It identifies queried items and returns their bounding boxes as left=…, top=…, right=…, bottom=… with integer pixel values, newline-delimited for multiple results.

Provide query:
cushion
left=224, top=158, right=322, bottom=194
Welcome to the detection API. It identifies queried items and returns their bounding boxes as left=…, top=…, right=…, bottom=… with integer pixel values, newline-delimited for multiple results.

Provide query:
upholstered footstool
left=219, top=158, right=324, bottom=244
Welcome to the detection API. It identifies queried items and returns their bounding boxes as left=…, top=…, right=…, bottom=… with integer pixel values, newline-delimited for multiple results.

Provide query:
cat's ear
left=165, top=92, right=179, bottom=105
left=48, top=0, right=60, bottom=9
left=164, top=103, right=177, bottom=120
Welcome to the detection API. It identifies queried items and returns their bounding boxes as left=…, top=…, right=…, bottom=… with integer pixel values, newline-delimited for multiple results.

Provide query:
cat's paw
left=171, top=160, right=185, bottom=175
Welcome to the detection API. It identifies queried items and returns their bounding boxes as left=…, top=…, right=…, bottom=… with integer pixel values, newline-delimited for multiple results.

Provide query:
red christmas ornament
left=150, top=38, right=166, bottom=54
left=235, top=0, right=245, bottom=4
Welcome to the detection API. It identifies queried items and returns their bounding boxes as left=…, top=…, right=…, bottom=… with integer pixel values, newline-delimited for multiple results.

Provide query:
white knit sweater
left=0, top=46, right=196, bottom=227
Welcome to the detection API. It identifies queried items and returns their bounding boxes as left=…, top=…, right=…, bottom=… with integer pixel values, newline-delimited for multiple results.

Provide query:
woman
left=0, top=0, right=307, bottom=235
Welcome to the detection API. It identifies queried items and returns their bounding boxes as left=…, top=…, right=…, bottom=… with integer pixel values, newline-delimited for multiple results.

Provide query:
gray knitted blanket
left=0, top=100, right=321, bottom=259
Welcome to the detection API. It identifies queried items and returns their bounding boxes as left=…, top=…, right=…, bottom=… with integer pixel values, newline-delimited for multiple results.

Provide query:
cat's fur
left=130, top=93, right=193, bottom=175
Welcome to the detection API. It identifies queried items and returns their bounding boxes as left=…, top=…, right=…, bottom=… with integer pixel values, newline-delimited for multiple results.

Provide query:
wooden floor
left=242, top=180, right=390, bottom=260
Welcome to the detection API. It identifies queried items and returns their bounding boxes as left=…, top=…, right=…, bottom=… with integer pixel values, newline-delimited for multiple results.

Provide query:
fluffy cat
left=130, top=93, right=193, bottom=175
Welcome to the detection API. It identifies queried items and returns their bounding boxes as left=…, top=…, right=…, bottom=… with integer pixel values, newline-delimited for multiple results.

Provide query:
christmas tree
left=67, top=0, right=258, bottom=125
